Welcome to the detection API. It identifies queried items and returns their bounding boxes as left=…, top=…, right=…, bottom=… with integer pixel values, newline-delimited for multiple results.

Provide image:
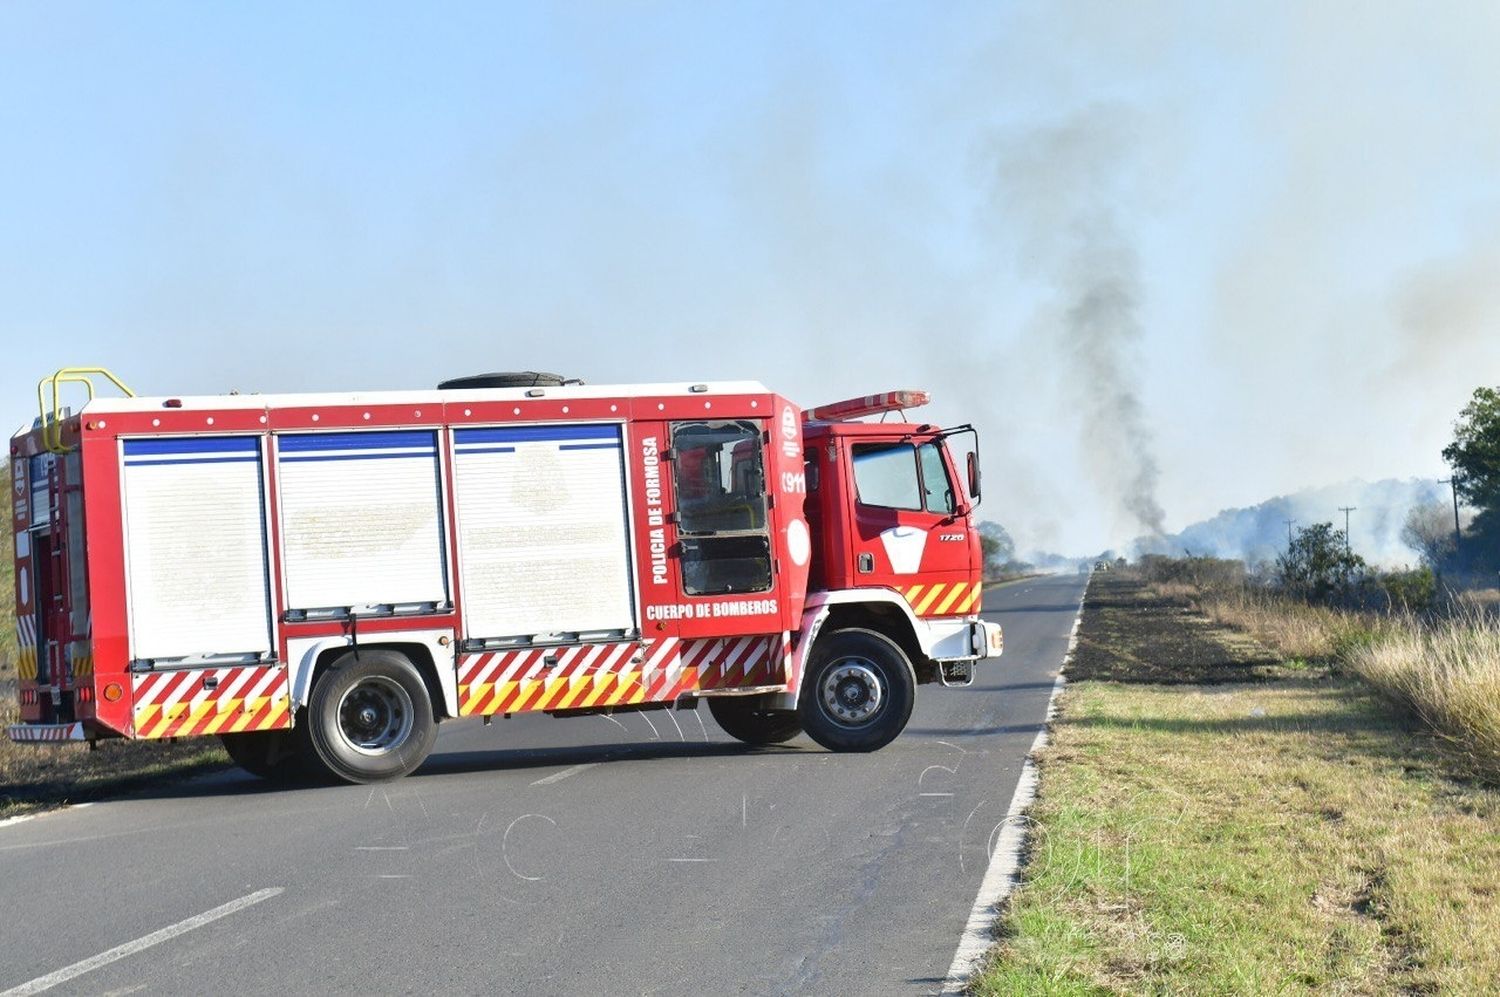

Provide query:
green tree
left=1276, top=522, right=1366, bottom=603
left=1442, top=386, right=1500, bottom=509
left=977, top=521, right=1016, bottom=576
left=1400, top=501, right=1466, bottom=570
left=1441, top=386, right=1500, bottom=574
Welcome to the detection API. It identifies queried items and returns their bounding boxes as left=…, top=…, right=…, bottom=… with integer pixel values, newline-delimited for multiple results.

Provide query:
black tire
left=797, top=628, right=917, bottom=752
left=706, top=695, right=802, bottom=745
left=219, top=729, right=307, bottom=782
left=437, top=371, right=570, bottom=390
left=303, top=650, right=438, bottom=784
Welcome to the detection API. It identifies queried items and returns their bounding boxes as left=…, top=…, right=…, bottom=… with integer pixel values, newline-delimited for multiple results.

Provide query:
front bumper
left=7, top=722, right=87, bottom=743
left=926, top=619, right=1004, bottom=661
left=973, top=619, right=1004, bottom=658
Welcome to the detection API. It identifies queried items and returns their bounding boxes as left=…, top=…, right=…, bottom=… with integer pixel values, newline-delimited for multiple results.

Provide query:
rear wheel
left=797, top=628, right=916, bottom=752
left=706, top=695, right=802, bottom=745
left=219, top=729, right=306, bottom=782
left=304, top=650, right=438, bottom=784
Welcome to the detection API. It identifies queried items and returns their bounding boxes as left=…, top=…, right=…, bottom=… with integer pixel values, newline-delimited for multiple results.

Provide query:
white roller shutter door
left=121, top=437, right=272, bottom=661
left=454, top=424, right=635, bottom=640
left=276, top=430, right=449, bottom=611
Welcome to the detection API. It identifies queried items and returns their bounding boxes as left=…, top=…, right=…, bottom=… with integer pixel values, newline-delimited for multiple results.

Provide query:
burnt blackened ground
left=1069, top=574, right=1291, bottom=684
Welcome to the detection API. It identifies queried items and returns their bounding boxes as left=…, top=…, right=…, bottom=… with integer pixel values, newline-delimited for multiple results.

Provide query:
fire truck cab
left=9, top=370, right=1002, bottom=783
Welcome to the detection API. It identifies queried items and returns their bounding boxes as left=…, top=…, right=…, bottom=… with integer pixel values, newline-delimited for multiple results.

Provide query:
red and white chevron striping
left=457, top=632, right=793, bottom=717
left=130, top=665, right=291, bottom=739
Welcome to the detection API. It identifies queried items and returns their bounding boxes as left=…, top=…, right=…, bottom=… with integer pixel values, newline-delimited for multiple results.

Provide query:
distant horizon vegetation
left=990, top=384, right=1500, bottom=583
left=986, top=476, right=1448, bottom=569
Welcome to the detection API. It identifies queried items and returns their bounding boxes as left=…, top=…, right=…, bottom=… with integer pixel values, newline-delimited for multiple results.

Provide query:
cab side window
left=918, top=442, right=955, bottom=515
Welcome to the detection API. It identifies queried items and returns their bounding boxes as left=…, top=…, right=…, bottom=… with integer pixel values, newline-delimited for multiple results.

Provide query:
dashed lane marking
left=1, top=888, right=283, bottom=996
left=530, top=763, right=599, bottom=787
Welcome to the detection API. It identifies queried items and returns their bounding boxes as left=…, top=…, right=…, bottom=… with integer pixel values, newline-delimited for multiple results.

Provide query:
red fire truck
left=8, top=368, right=1002, bottom=783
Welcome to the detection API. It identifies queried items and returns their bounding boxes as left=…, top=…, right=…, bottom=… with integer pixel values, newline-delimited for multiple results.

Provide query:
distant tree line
left=978, top=521, right=1033, bottom=578
left=1269, top=385, right=1500, bottom=609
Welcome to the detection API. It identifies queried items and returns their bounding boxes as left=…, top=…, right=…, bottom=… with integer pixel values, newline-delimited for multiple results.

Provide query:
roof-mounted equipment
left=808, top=390, right=930, bottom=422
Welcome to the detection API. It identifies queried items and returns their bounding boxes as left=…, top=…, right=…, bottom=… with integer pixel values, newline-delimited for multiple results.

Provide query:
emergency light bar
left=808, top=390, right=930, bottom=422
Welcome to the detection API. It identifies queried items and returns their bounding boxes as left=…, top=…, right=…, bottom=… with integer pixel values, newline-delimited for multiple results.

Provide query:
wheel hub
left=337, top=676, right=415, bottom=755
left=821, top=661, right=883, bottom=726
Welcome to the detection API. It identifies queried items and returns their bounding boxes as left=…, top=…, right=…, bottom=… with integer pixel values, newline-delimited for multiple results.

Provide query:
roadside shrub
left=1276, top=522, right=1367, bottom=605
left=1139, top=554, right=1246, bottom=596
left=1379, top=566, right=1438, bottom=613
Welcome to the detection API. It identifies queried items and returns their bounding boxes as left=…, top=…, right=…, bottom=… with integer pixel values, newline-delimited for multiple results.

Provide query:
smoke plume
left=990, top=106, right=1166, bottom=538
left=1136, top=478, right=1449, bottom=568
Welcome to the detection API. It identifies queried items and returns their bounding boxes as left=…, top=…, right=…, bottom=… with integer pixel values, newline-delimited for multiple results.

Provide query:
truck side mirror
left=967, top=451, right=981, bottom=503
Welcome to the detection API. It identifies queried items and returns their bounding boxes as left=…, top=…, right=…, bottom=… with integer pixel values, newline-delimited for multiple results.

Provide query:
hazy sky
left=4, top=2, right=1499, bottom=556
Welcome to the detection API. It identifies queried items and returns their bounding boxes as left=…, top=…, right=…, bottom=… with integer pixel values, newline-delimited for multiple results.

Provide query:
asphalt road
left=0, top=573, right=1086, bottom=997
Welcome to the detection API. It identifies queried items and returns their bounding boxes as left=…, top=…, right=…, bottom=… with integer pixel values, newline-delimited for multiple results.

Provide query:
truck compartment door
left=452, top=425, right=635, bottom=642
left=121, top=437, right=273, bottom=662
left=276, top=430, right=449, bottom=612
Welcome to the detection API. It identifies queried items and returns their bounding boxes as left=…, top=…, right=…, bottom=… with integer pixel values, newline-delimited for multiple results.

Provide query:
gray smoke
left=1136, top=478, right=1449, bottom=568
left=990, top=106, right=1166, bottom=538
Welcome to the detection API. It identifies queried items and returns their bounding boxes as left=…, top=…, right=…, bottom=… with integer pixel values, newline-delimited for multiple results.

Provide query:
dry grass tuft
left=1349, top=614, right=1500, bottom=782
left=1193, top=586, right=1386, bottom=662
left=1455, top=587, right=1500, bottom=614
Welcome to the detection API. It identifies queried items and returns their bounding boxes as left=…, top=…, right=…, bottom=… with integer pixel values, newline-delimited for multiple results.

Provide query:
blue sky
left=5, top=2, right=1500, bottom=556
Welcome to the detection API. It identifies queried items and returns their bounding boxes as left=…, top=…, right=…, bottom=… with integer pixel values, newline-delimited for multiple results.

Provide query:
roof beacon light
left=808, top=390, right=931, bottom=422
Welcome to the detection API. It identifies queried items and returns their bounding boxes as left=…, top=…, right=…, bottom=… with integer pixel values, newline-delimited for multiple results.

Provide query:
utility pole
left=1283, top=519, right=1296, bottom=548
left=1338, top=506, right=1357, bottom=554
left=1438, top=478, right=1462, bottom=549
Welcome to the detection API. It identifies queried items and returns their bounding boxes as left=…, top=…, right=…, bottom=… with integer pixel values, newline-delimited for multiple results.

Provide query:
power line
left=1338, top=506, right=1357, bottom=554
left=1438, top=478, right=1462, bottom=549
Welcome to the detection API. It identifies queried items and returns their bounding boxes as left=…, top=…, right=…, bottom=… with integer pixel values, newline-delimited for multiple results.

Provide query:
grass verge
left=974, top=575, right=1500, bottom=994
left=1191, top=582, right=1500, bottom=783
left=0, top=697, right=228, bottom=820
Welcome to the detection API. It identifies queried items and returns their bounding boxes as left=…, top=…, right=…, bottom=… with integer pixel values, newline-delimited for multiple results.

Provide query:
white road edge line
left=0, top=887, right=283, bottom=997
left=530, top=762, right=599, bottom=787
left=940, top=580, right=1088, bottom=995
left=0, top=803, right=90, bottom=833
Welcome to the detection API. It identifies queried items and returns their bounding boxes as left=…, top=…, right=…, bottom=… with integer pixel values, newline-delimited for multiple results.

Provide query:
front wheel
left=707, top=695, right=802, bottom=745
left=797, top=628, right=917, bottom=752
left=304, top=650, right=438, bottom=784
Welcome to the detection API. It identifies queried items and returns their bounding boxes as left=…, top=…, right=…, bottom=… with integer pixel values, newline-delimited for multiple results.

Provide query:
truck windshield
left=853, top=441, right=954, bottom=515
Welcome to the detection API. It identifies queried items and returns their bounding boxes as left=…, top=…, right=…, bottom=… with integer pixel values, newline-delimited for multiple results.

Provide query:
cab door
left=844, top=437, right=978, bottom=619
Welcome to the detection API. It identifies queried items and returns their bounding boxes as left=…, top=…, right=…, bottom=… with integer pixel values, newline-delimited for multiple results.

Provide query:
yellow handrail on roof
left=36, top=367, right=135, bottom=454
